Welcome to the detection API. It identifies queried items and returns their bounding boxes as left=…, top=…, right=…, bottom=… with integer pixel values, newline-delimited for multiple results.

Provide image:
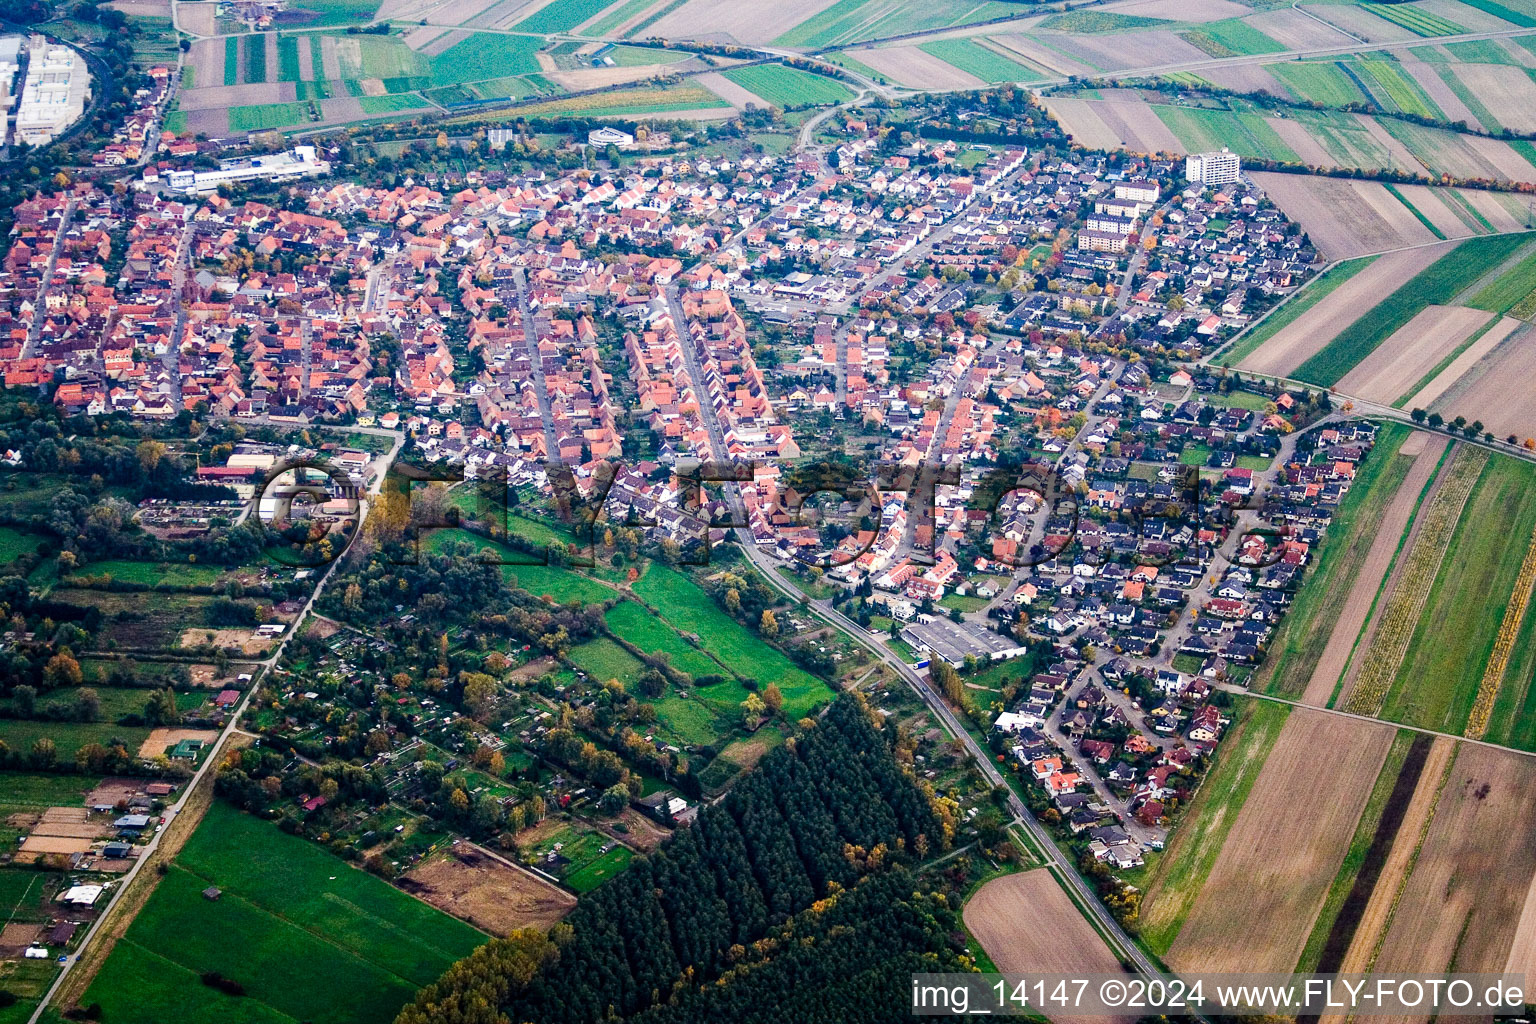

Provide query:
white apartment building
left=1185, top=148, right=1242, bottom=186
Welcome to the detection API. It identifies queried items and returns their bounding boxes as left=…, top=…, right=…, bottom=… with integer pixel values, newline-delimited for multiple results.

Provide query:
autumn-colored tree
left=759, top=609, right=778, bottom=636
left=762, top=683, right=783, bottom=714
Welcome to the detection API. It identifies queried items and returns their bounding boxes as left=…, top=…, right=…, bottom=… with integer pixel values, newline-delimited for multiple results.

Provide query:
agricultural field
left=515, top=817, right=634, bottom=893
left=964, top=869, right=1126, bottom=996
left=770, top=0, right=1019, bottom=49
left=79, top=801, right=485, bottom=1024
left=603, top=600, right=722, bottom=678
left=1365, top=2, right=1466, bottom=36
left=398, top=845, right=575, bottom=936
left=915, top=37, right=1043, bottom=84
left=1136, top=699, right=1292, bottom=955
left=1167, top=710, right=1396, bottom=973
left=1269, top=60, right=1370, bottom=107
left=1179, top=18, right=1285, bottom=57
left=1219, top=255, right=1378, bottom=366
left=719, top=64, right=854, bottom=108
left=1289, top=233, right=1530, bottom=386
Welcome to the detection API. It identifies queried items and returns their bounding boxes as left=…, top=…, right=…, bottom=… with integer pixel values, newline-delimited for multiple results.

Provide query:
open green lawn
left=1380, top=456, right=1536, bottom=733
left=720, top=64, right=854, bottom=108
left=1220, top=258, right=1378, bottom=365
left=568, top=636, right=646, bottom=684
left=1258, top=423, right=1418, bottom=701
left=0, top=525, right=44, bottom=564
left=1, top=685, right=204, bottom=721
left=631, top=565, right=831, bottom=715
left=917, top=37, right=1040, bottom=83
left=1292, top=233, right=1530, bottom=386
left=1271, top=61, right=1369, bottom=107
left=563, top=843, right=633, bottom=891
left=289, top=0, right=382, bottom=27
left=81, top=801, right=484, bottom=1024
left=1134, top=698, right=1291, bottom=955
left=604, top=600, right=721, bottom=678
left=1179, top=18, right=1285, bottom=57
left=421, top=531, right=613, bottom=605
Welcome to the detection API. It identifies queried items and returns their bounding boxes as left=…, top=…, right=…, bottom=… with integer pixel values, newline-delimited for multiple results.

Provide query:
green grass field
left=1486, top=563, right=1536, bottom=750
left=1220, top=256, right=1379, bottom=365
left=277, top=35, right=302, bottom=81
left=69, top=559, right=228, bottom=587
left=0, top=685, right=203, bottom=721
left=1379, top=457, right=1536, bottom=733
left=1357, top=58, right=1442, bottom=119
left=604, top=600, right=722, bottom=678
left=917, top=37, right=1040, bottom=83
left=581, top=0, right=656, bottom=34
left=772, top=0, right=1017, bottom=48
left=1152, top=104, right=1299, bottom=164
left=631, top=565, right=831, bottom=715
left=229, top=102, right=310, bottom=131
left=513, top=0, right=619, bottom=32
left=289, top=0, right=382, bottom=27
left=568, top=636, right=646, bottom=684
left=0, top=525, right=44, bottom=564
left=1135, top=698, right=1291, bottom=955
left=421, top=530, right=613, bottom=604
left=720, top=64, right=854, bottom=108
left=245, top=32, right=268, bottom=83
left=1179, top=18, right=1285, bottom=57
left=1468, top=242, right=1536, bottom=313
left=0, top=772, right=100, bottom=813
left=82, top=801, right=484, bottom=1024
left=1258, top=423, right=1421, bottom=700
left=1038, top=10, right=1169, bottom=30
left=1291, top=233, right=1530, bottom=386
left=1365, top=2, right=1465, bottom=36
left=224, top=36, right=238, bottom=85
left=1270, top=61, right=1370, bottom=107
left=0, top=719, right=153, bottom=761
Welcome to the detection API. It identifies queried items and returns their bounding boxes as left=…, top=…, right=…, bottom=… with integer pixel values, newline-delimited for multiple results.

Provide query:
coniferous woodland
left=395, top=696, right=963, bottom=1024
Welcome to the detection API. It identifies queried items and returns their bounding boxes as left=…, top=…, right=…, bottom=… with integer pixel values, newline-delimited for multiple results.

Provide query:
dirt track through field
left=1336, top=304, right=1492, bottom=404
left=1297, top=431, right=1447, bottom=707
left=1237, top=244, right=1449, bottom=377
left=965, top=869, right=1129, bottom=1024
left=1166, top=709, right=1394, bottom=974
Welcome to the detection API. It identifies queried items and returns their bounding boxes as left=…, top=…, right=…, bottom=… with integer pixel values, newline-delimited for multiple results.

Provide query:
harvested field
left=320, top=34, right=343, bottom=80
left=1333, top=736, right=1456, bottom=976
left=182, top=108, right=230, bottom=134
left=178, top=1, right=218, bottom=33
left=1401, top=55, right=1485, bottom=130
left=1238, top=245, right=1449, bottom=375
left=1268, top=116, right=1337, bottom=167
left=1393, top=184, right=1481, bottom=238
left=692, top=71, right=762, bottom=108
left=1253, top=173, right=1439, bottom=259
left=420, top=28, right=470, bottom=56
left=1297, top=432, right=1447, bottom=707
left=1314, top=2, right=1419, bottom=42
left=965, top=869, right=1127, bottom=1024
left=990, top=33, right=1096, bottom=76
left=295, top=34, right=315, bottom=80
left=1167, top=709, right=1394, bottom=974
left=399, top=844, right=574, bottom=935
left=1088, top=90, right=1182, bottom=153
left=401, top=24, right=444, bottom=47
left=1038, top=28, right=1208, bottom=69
left=1099, top=0, right=1247, bottom=19
left=1429, top=322, right=1536, bottom=440
left=1450, top=63, right=1536, bottom=134
left=1336, top=304, right=1492, bottom=403
left=1245, top=7, right=1357, bottom=47
left=847, top=46, right=984, bottom=90
left=319, top=96, right=367, bottom=122
left=1405, top=315, right=1523, bottom=409
left=1459, top=187, right=1531, bottom=231
left=187, top=38, right=225, bottom=92
left=1041, top=96, right=1122, bottom=150
left=647, top=0, right=838, bottom=44
left=1200, top=63, right=1287, bottom=95
left=179, top=82, right=291, bottom=109
left=549, top=63, right=679, bottom=89
left=1370, top=743, right=1536, bottom=982
left=136, top=727, right=218, bottom=760
left=30, top=822, right=110, bottom=839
